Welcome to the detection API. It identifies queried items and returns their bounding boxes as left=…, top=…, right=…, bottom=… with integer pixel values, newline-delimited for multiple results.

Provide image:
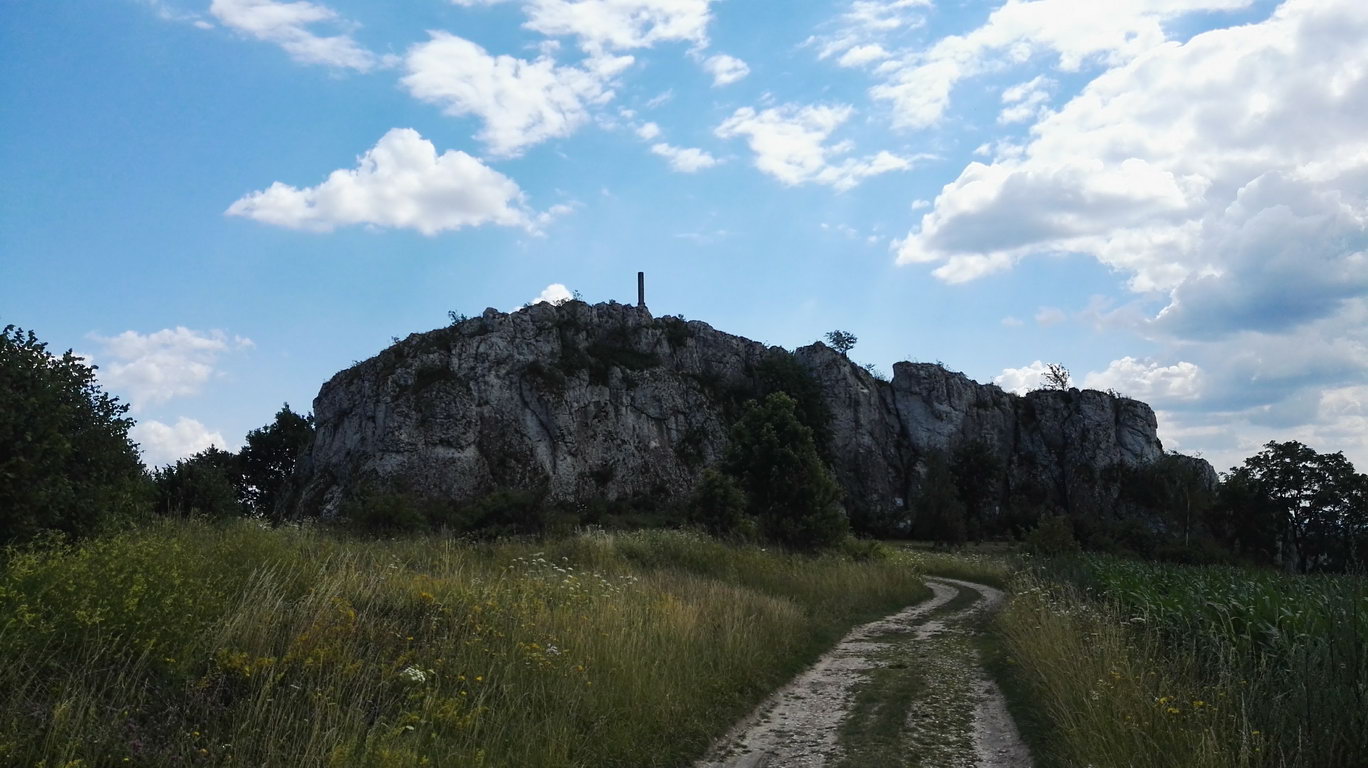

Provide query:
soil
left=695, top=577, right=1032, bottom=768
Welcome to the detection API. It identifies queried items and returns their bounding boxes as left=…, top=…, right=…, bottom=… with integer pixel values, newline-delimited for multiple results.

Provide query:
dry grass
left=0, top=521, right=930, bottom=767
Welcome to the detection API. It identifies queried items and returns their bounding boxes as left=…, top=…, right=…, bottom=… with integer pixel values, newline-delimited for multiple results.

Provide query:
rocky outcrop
left=290, top=300, right=1208, bottom=530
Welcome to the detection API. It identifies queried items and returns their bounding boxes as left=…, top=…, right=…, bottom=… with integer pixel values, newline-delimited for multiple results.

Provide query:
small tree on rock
left=1041, top=362, right=1071, bottom=390
left=824, top=330, right=858, bottom=356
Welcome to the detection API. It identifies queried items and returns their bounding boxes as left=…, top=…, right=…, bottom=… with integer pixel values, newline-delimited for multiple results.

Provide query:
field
left=997, top=555, right=1368, bottom=768
left=0, top=520, right=930, bottom=767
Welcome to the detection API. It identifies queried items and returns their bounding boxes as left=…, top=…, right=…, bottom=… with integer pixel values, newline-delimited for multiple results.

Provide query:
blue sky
left=3, top=0, right=1366, bottom=473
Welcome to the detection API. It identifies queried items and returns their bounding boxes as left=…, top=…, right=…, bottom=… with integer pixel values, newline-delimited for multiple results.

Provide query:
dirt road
left=695, top=577, right=1031, bottom=768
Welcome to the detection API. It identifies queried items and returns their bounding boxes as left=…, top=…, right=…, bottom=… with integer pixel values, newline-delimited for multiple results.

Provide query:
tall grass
left=997, top=556, right=1367, bottom=768
left=0, top=521, right=929, bottom=767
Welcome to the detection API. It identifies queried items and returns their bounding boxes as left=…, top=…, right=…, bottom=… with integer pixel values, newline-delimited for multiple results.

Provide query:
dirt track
left=695, top=577, right=1031, bottom=768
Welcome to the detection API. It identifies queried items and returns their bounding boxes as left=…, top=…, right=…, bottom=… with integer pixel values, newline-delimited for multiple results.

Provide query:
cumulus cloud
left=1083, top=357, right=1203, bottom=402
left=650, top=142, right=718, bottom=172
left=227, top=128, right=537, bottom=234
left=867, top=0, right=1252, bottom=129
left=993, top=360, right=1050, bottom=395
left=403, top=32, right=631, bottom=157
left=715, top=103, right=914, bottom=191
left=701, top=53, right=749, bottom=86
left=209, top=0, right=383, bottom=71
left=895, top=0, right=1368, bottom=344
left=89, top=327, right=252, bottom=409
left=514, top=282, right=575, bottom=310
left=132, top=418, right=230, bottom=467
left=635, top=121, right=661, bottom=140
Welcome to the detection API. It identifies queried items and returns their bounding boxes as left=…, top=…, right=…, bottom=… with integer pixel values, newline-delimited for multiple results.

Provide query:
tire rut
left=694, top=577, right=1031, bottom=768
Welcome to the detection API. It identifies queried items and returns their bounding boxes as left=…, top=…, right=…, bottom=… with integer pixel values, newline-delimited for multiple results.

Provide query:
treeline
left=1, top=324, right=313, bottom=543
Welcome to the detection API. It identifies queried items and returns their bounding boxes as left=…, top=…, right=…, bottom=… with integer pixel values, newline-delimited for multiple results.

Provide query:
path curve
left=695, top=577, right=1031, bottom=768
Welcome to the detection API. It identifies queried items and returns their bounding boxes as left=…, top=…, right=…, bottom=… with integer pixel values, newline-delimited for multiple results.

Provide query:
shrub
left=688, top=468, right=749, bottom=538
left=151, top=447, right=246, bottom=519
left=1025, top=515, right=1080, bottom=557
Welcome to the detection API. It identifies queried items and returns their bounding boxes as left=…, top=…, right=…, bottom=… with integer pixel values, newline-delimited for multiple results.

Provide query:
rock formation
left=289, top=300, right=1211, bottom=531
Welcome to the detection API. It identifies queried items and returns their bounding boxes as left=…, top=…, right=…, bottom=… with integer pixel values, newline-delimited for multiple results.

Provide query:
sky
left=2, top=0, right=1366, bottom=474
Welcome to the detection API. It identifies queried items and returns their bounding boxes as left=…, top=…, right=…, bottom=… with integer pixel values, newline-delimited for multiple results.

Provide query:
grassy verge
left=0, top=520, right=930, bottom=768
left=994, top=557, right=1368, bottom=768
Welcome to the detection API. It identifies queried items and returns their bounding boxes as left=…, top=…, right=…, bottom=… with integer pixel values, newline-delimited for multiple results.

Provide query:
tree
left=1041, top=362, right=1071, bottom=390
left=0, top=325, right=146, bottom=542
left=914, top=451, right=967, bottom=548
left=824, top=330, right=858, bottom=356
left=239, top=403, right=314, bottom=520
left=1226, top=441, right=1368, bottom=572
left=950, top=441, right=1002, bottom=540
left=726, top=392, right=847, bottom=549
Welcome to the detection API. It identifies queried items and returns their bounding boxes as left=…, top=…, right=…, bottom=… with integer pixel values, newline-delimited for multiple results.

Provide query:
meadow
left=997, top=555, right=1368, bottom=768
left=0, top=520, right=930, bottom=768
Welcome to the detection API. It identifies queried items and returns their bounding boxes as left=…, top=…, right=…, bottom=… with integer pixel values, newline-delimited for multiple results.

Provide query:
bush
left=688, top=468, right=749, bottom=538
left=1025, top=515, right=1080, bottom=557
left=0, top=324, right=147, bottom=542
left=151, top=447, right=246, bottom=519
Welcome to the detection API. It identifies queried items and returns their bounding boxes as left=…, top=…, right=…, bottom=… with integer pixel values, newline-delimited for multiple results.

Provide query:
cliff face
left=291, top=300, right=1207, bottom=528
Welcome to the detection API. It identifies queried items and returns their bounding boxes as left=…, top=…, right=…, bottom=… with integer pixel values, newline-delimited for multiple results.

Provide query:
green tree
left=239, top=403, right=314, bottom=520
left=951, top=440, right=1002, bottom=540
left=823, top=330, right=857, bottom=356
left=915, top=451, right=967, bottom=548
left=755, top=349, right=832, bottom=454
left=151, top=447, right=245, bottom=519
left=0, top=325, right=146, bottom=542
left=688, top=468, right=749, bottom=538
left=726, top=392, right=847, bottom=550
left=1226, top=441, right=1368, bottom=572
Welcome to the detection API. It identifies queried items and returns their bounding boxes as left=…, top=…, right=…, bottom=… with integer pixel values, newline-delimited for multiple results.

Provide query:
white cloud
left=515, top=0, right=716, bottom=52
left=635, top=121, right=661, bottom=140
left=1083, top=357, right=1203, bottom=402
left=227, top=128, right=536, bottom=234
left=132, top=418, right=230, bottom=467
left=895, top=0, right=1368, bottom=342
left=403, top=31, right=631, bottom=157
left=1034, top=306, right=1066, bottom=326
left=89, top=327, right=252, bottom=409
left=515, top=282, right=575, bottom=310
left=998, top=75, right=1053, bottom=123
left=715, top=103, right=914, bottom=191
left=837, top=43, right=891, bottom=68
left=811, top=0, right=930, bottom=65
left=868, top=0, right=1252, bottom=130
left=1001, top=316, right=1024, bottom=327
left=650, top=142, right=718, bottom=172
left=994, top=360, right=1050, bottom=395
left=701, top=53, right=749, bottom=86
left=209, top=0, right=382, bottom=71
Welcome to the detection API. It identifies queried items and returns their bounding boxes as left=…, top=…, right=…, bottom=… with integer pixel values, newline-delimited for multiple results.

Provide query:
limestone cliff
left=289, top=300, right=1209, bottom=529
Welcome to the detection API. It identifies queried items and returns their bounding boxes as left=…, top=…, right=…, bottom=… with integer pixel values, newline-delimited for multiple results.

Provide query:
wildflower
left=1167, top=707, right=1181, bottom=714
left=399, top=666, right=428, bottom=685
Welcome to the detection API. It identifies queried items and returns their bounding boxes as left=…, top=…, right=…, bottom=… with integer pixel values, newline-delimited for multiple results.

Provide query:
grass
left=0, top=520, right=931, bottom=767
left=994, top=555, right=1368, bottom=768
